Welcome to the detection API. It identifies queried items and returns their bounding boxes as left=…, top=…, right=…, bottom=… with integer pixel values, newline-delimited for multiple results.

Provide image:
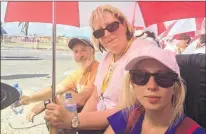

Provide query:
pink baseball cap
left=125, top=45, right=180, bottom=75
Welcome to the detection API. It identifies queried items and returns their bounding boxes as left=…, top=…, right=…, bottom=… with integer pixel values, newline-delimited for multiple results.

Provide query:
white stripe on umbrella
left=78, top=2, right=136, bottom=27
left=160, top=18, right=205, bottom=39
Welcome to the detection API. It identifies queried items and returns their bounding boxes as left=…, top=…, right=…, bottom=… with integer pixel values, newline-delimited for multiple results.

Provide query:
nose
left=104, top=29, right=111, bottom=37
left=146, top=76, right=158, bottom=91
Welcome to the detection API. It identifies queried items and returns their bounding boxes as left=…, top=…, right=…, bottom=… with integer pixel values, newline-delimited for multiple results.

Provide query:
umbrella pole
left=50, top=1, right=57, bottom=134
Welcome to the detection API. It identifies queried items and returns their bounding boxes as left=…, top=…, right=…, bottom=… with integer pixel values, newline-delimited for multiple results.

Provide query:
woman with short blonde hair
left=90, top=4, right=134, bottom=52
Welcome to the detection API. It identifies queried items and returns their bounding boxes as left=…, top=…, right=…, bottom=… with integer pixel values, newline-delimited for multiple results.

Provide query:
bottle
left=11, top=83, right=24, bottom=114
left=64, top=93, right=77, bottom=113
left=64, top=93, right=78, bottom=134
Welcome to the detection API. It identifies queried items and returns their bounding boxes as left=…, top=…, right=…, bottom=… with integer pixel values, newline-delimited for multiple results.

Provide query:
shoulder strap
left=125, top=107, right=144, bottom=134
left=176, top=117, right=200, bottom=134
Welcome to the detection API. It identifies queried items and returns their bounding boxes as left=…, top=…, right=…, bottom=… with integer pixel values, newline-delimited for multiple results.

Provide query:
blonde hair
left=118, top=72, right=186, bottom=125
left=89, top=4, right=134, bottom=52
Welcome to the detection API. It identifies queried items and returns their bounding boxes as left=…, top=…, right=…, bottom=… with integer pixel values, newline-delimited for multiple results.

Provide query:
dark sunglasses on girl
left=129, top=71, right=179, bottom=88
left=93, top=21, right=120, bottom=39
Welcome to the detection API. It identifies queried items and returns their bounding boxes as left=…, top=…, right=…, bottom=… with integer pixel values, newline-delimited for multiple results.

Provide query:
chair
left=176, top=54, right=206, bottom=128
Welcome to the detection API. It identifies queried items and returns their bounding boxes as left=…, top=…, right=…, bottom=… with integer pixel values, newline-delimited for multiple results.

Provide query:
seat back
left=176, top=54, right=206, bottom=128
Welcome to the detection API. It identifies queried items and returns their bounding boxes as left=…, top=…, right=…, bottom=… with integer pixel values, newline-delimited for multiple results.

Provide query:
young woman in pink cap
left=105, top=45, right=205, bottom=134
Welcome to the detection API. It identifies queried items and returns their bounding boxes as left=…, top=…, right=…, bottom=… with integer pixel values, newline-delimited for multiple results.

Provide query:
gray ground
left=1, top=46, right=103, bottom=134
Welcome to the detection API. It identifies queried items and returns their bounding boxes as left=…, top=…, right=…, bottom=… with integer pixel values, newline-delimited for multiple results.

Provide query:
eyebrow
left=104, top=21, right=111, bottom=26
left=98, top=21, right=114, bottom=29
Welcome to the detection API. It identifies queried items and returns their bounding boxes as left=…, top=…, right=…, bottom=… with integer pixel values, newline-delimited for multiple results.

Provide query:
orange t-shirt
left=60, top=60, right=99, bottom=93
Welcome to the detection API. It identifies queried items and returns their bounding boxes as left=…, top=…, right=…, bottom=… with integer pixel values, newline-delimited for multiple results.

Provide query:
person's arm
left=71, top=86, right=95, bottom=107
left=104, top=126, right=115, bottom=134
left=19, top=83, right=70, bottom=105
left=78, top=108, right=118, bottom=130
left=19, top=70, right=78, bottom=105
left=44, top=96, right=118, bottom=130
left=27, top=101, right=45, bottom=122
left=70, top=67, right=98, bottom=107
left=81, top=88, right=98, bottom=112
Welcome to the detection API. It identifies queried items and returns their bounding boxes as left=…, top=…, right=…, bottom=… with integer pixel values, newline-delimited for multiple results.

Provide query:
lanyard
left=100, top=38, right=135, bottom=95
left=100, top=56, right=115, bottom=94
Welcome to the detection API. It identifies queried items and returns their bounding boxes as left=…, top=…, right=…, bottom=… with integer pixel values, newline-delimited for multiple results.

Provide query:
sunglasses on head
left=129, top=71, right=178, bottom=88
left=93, top=21, right=120, bottom=39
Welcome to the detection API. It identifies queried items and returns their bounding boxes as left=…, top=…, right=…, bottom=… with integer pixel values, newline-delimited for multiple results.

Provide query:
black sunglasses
left=93, top=21, right=120, bottom=39
left=130, top=71, right=178, bottom=88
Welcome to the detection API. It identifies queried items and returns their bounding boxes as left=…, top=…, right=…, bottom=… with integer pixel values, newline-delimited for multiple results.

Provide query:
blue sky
left=1, top=2, right=91, bottom=37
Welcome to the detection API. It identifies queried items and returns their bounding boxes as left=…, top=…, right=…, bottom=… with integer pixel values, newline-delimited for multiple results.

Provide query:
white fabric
left=193, top=46, right=205, bottom=54
left=78, top=2, right=135, bottom=27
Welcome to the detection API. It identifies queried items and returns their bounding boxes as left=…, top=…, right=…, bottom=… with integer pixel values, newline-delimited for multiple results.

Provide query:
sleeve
left=59, top=69, right=80, bottom=91
left=192, top=127, right=206, bottom=134
left=107, top=110, right=127, bottom=134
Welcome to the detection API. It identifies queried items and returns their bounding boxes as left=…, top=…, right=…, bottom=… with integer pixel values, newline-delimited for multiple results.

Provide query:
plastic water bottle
left=64, top=93, right=77, bottom=113
left=64, top=93, right=78, bottom=134
left=11, top=83, right=24, bottom=114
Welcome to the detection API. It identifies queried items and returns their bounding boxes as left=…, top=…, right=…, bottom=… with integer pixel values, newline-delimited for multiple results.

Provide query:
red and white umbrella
left=160, top=18, right=205, bottom=39
left=4, top=2, right=135, bottom=27
left=5, top=2, right=205, bottom=28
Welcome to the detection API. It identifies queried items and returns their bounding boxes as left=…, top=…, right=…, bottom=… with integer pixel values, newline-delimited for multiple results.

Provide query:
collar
left=82, top=60, right=97, bottom=75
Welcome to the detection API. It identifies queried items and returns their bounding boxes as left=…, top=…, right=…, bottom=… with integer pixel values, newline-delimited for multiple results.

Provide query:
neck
left=144, top=103, right=173, bottom=127
left=113, top=51, right=124, bottom=62
left=113, top=38, right=134, bottom=62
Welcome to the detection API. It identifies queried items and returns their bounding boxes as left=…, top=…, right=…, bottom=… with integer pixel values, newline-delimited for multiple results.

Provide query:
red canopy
left=137, top=2, right=205, bottom=26
left=5, top=2, right=79, bottom=26
left=5, top=2, right=205, bottom=29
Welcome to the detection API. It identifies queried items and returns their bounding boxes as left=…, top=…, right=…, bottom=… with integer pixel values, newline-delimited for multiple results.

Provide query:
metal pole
left=52, top=0, right=56, bottom=103
left=50, top=1, right=57, bottom=134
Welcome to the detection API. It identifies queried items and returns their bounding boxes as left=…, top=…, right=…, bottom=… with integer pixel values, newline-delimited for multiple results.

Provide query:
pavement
left=1, top=46, right=103, bottom=134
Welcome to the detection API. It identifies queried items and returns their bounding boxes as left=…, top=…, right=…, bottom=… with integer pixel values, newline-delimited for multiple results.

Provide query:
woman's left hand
left=44, top=97, right=73, bottom=129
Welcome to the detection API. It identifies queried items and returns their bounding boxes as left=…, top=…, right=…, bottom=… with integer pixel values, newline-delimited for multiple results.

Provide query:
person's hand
left=18, top=95, right=32, bottom=106
left=27, top=102, right=45, bottom=122
left=27, top=111, right=36, bottom=122
left=44, top=96, right=73, bottom=129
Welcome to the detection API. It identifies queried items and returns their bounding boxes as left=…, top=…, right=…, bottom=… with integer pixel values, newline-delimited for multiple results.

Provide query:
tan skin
left=105, top=59, right=174, bottom=134
left=44, top=11, right=130, bottom=130
left=20, top=43, right=95, bottom=122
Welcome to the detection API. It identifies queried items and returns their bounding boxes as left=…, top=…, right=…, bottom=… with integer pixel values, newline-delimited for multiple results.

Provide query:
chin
left=141, top=102, right=163, bottom=111
left=144, top=105, right=162, bottom=112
